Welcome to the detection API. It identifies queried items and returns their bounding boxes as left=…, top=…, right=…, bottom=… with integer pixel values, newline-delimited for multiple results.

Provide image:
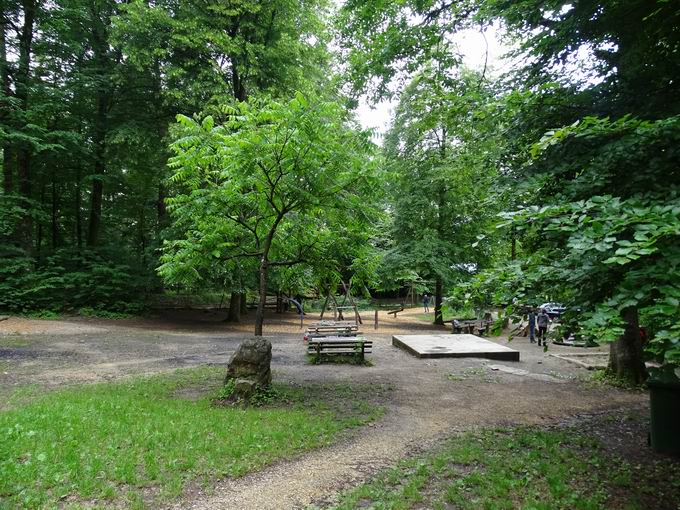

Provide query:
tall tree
left=160, top=94, right=378, bottom=336
left=384, top=64, right=501, bottom=323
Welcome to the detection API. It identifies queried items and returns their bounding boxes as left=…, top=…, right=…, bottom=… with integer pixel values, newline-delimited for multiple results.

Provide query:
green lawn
left=329, top=426, right=678, bottom=510
left=0, top=367, right=384, bottom=509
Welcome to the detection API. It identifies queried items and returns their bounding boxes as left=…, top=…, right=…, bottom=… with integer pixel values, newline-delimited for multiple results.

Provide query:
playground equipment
left=319, top=281, right=362, bottom=325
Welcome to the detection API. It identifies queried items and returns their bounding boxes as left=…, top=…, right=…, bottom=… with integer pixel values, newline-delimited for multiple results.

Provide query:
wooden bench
left=307, top=336, right=372, bottom=361
left=306, top=322, right=359, bottom=335
left=305, top=330, right=358, bottom=340
left=387, top=306, right=404, bottom=317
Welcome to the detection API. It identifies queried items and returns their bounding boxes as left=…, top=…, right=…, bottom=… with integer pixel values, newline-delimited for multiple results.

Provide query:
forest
left=1, top=0, right=679, bottom=383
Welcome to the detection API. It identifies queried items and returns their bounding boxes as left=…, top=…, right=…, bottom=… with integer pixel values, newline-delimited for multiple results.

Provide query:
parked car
left=539, top=302, right=566, bottom=319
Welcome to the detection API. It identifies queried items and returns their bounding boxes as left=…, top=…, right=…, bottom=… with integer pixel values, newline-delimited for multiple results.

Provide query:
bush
left=0, top=247, right=149, bottom=314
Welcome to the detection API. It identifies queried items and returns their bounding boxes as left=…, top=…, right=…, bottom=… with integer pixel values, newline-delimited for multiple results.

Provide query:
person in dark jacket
left=537, top=308, right=550, bottom=346
left=423, top=293, right=430, bottom=313
left=528, top=307, right=536, bottom=343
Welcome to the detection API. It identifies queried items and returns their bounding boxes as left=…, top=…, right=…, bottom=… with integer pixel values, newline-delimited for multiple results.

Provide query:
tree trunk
left=157, top=183, right=168, bottom=232
left=75, top=166, right=82, bottom=251
left=511, top=227, right=516, bottom=261
left=231, top=61, right=246, bottom=102
left=2, top=148, right=13, bottom=194
left=138, top=205, right=147, bottom=264
left=608, top=306, right=647, bottom=384
left=36, top=180, right=44, bottom=260
left=433, top=138, right=446, bottom=327
left=434, top=276, right=444, bottom=325
left=51, top=173, right=60, bottom=249
left=86, top=92, right=107, bottom=246
left=239, top=292, right=248, bottom=315
left=86, top=177, right=103, bottom=247
left=16, top=0, right=36, bottom=252
left=255, top=257, right=269, bottom=336
left=255, top=214, right=284, bottom=336
left=16, top=0, right=35, bottom=199
left=0, top=1, right=13, bottom=194
left=226, top=291, right=241, bottom=322
left=86, top=11, right=110, bottom=248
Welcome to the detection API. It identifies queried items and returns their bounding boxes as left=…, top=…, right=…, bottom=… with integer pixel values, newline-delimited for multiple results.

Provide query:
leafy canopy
left=159, top=93, right=380, bottom=323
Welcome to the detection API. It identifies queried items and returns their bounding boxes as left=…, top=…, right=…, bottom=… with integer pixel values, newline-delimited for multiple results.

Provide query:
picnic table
left=307, top=336, right=372, bottom=361
left=304, top=321, right=359, bottom=342
left=450, top=318, right=493, bottom=336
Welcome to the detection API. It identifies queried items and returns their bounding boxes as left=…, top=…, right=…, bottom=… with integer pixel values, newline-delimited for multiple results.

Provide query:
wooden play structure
left=319, top=281, right=363, bottom=324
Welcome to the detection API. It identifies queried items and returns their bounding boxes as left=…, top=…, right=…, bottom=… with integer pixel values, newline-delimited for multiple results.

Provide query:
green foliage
left=1, top=0, right=336, bottom=314
left=380, top=64, right=505, bottom=320
left=585, top=369, right=647, bottom=391
left=0, top=248, right=148, bottom=313
left=247, top=385, right=280, bottom=407
left=454, top=114, right=680, bottom=367
left=0, top=367, right=384, bottom=509
left=216, top=378, right=237, bottom=400
left=160, top=93, right=381, bottom=332
left=337, top=0, right=475, bottom=100
left=115, top=0, right=333, bottom=104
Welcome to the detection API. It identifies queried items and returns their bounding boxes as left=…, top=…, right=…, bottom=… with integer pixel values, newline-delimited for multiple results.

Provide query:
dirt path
left=0, top=310, right=647, bottom=509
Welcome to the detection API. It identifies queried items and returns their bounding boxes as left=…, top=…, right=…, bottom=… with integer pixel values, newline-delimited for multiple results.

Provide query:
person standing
left=423, top=293, right=430, bottom=313
left=537, top=308, right=550, bottom=346
left=528, top=307, right=536, bottom=343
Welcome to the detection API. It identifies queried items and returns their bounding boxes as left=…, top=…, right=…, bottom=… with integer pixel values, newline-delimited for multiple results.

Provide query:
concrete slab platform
left=392, top=334, right=520, bottom=361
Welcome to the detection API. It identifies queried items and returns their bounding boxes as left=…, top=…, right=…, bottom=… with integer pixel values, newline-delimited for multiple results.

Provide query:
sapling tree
left=159, top=93, right=378, bottom=335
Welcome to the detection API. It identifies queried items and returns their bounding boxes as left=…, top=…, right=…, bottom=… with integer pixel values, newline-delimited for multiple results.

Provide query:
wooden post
left=331, top=294, right=340, bottom=321
left=319, top=293, right=330, bottom=319
left=374, top=309, right=378, bottom=330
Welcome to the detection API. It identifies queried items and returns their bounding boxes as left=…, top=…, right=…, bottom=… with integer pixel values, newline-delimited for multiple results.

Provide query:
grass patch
left=0, top=336, right=29, bottom=348
left=583, top=369, right=647, bottom=391
left=329, top=426, right=665, bottom=510
left=0, top=384, right=43, bottom=411
left=78, top=307, right=137, bottom=319
left=0, top=366, right=385, bottom=509
left=19, top=310, right=62, bottom=319
left=416, top=313, right=451, bottom=323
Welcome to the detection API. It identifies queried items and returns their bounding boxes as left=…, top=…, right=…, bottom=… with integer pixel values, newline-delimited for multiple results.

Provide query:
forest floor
left=1, top=308, right=678, bottom=509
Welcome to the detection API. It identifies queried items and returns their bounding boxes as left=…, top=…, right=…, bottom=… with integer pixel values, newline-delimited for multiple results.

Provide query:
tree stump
left=223, top=337, right=272, bottom=402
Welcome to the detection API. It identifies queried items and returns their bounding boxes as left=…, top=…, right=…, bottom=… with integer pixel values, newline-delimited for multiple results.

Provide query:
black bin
left=648, top=375, right=680, bottom=455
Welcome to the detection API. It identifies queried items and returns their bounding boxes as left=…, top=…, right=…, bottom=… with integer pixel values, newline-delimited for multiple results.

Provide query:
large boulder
left=224, top=336, right=272, bottom=401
